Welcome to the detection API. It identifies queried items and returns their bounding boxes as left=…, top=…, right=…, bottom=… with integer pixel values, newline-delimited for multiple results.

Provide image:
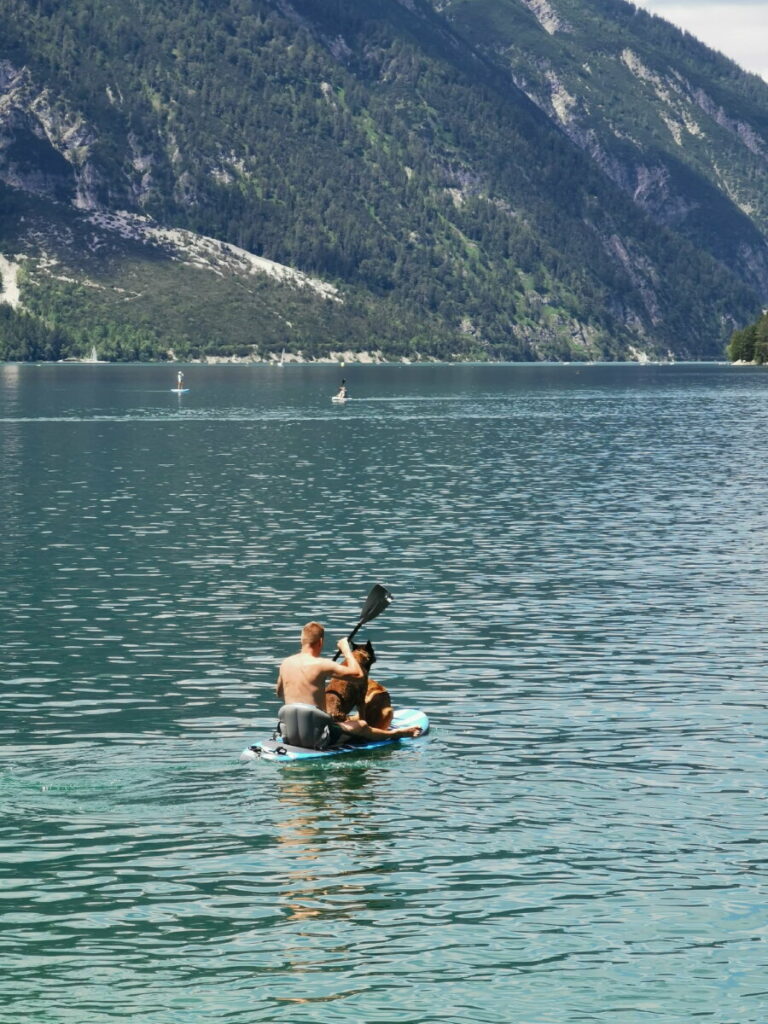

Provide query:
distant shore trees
left=727, top=310, right=768, bottom=364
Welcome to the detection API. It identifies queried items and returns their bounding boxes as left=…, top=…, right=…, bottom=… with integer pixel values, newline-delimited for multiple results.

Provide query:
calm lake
left=2, top=361, right=768, bottom=1023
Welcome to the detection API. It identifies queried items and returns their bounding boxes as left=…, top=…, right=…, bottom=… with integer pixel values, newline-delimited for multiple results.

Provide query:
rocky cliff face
left=525, top=65, right=768, bottom=296
left=0, top=60, right=104, bottom=208
left=437, top=0, right=768, bottom=299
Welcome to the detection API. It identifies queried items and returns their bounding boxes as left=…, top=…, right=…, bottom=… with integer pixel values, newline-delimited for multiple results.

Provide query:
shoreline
left=2, top=357, right=733, bottom=368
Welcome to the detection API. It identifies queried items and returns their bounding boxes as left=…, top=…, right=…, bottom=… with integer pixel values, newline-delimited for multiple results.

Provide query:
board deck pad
left=242, top=708, right=428, bottom=762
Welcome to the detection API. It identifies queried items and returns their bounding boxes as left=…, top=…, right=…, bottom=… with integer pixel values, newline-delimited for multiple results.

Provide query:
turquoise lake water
left=1, top=361, right=768, bottom=1023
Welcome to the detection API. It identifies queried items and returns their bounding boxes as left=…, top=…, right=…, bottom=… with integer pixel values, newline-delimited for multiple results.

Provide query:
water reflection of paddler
left=275, top=764, right=376, bottom=923
left=274, top=774, right=326, bottom=922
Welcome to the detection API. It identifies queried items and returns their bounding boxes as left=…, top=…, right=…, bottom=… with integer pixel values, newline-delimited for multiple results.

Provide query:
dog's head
left=349, top=640, right=376, bottom=674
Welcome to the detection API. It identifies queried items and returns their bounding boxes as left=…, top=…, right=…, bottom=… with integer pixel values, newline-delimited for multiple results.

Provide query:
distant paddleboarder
left=175, top=371, right=185, bottom=391
left=334, top=378, right=348, bottom=400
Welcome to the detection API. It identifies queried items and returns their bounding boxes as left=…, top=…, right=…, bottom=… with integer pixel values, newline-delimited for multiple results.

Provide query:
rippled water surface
left=2, top=362, right=768, bottom=1023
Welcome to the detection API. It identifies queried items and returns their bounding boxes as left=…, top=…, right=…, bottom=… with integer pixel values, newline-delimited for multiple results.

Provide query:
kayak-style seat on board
left=277, top=703, right=344, bottom=750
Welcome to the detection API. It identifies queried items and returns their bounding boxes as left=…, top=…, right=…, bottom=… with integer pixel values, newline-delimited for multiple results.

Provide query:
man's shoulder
left=281, top=651, right=332, bottom=671
left=281, top=650, right=311, bottom=664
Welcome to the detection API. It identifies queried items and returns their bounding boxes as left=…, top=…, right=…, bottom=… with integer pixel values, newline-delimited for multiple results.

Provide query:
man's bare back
left=276, top=649, right=358, bottom=710
left=276, top=621, right=422, bottom=740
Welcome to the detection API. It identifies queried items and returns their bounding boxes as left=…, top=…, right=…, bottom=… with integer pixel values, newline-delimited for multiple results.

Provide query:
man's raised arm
left=329, top=638, right=364, bottom=679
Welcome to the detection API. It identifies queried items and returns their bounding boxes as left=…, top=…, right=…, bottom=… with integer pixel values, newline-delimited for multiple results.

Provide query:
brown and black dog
left=325, top=642, right=394, bottom=730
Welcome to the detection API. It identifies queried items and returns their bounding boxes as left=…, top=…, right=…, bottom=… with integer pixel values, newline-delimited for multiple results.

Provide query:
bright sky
left=635, top=1, right=768, bottom=82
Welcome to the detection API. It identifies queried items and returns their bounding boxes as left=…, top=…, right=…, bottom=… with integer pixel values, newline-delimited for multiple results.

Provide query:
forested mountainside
left=0, top=0, right=767, bottom=362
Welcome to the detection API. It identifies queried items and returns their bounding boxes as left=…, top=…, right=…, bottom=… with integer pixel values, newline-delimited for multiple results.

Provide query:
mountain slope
left=0, top=0, right=766, bottom=361
left=0, top=182, right=453, bottom=362
left=437, top=0, right=768, bottom=295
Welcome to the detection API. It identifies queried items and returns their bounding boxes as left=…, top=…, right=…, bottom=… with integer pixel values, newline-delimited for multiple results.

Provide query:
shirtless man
left=276, top=621, right=422, bottom=741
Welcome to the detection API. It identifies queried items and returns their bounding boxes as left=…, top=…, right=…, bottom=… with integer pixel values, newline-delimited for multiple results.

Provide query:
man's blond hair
left=301, top=621, right=325, bottom=647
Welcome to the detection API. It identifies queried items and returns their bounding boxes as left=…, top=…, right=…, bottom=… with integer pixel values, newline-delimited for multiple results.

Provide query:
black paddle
left=332, top=584, right=393, bottom=661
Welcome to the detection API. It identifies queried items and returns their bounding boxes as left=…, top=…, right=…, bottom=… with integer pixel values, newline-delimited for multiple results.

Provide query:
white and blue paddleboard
left=241, top=708, right=428, bottom=763
left=170, top=387, right=190, bottom=393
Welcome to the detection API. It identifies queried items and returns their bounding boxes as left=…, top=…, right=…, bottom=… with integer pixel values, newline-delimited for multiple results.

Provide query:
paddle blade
left=332, top=585, right=394, bottom=661
left=356, top=584, right=393, bottom=628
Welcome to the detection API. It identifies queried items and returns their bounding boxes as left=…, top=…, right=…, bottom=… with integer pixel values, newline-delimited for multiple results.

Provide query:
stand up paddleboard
left=170, top=388, right=190, bottom=393
left=241, top=708, right=428, bottom=762
left=331, top=394, right=347, bottom=403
